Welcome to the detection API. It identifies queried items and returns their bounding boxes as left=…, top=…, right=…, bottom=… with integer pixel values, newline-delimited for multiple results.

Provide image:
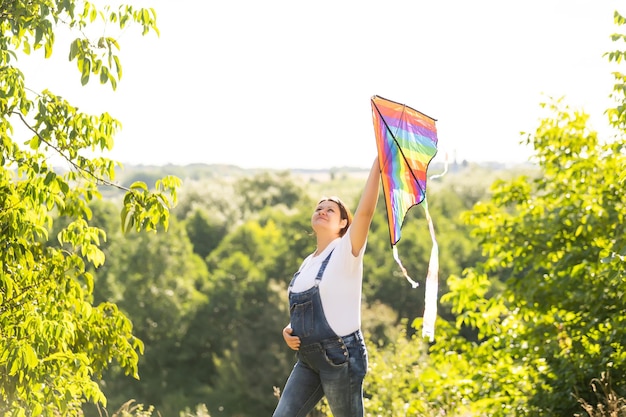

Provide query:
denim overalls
left=273, top=250, right=368, bottom=417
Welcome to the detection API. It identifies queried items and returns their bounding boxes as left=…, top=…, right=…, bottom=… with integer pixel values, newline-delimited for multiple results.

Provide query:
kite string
left=392, top=245, right=420, bottom=288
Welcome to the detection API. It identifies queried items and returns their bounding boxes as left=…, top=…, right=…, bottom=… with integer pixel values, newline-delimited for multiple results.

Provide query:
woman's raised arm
left=349, top=157, right=380, bottom=256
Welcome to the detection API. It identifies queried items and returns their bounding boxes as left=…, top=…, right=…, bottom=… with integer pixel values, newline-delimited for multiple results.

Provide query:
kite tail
left=421, top=197, right=439, bottom=342
left=392, top=245, right=419, bottom=288
left=422, top=150, right=445, bottom=341
left=429, top=150, right=449, bottom=180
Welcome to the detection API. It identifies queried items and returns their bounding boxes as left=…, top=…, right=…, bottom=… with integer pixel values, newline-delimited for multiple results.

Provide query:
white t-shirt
left=289, top=228, right=366, bottom=337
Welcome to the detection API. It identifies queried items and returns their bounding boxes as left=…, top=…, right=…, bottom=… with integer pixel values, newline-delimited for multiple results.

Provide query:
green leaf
left=28, top=135, right=41, bottom=149
left=81, top=58, right=91, bottom=86
left=130, top=181, right=149, bottom=191
left=69, top=38, right=79, bottom=60
left=99, top=66, right=108, bottom=84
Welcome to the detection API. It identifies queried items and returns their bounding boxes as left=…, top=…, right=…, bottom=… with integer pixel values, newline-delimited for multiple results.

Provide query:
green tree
left=173, top=174, right=255, bottom=258
left=183, top=208, right=230, bottom=260
left=430, top=12, right=626, bottom=416
left=0, top=2, right=179, bottom=415
left=234, top=170, right=304, bottom=216
left=90, top=218, right=209, bottom=416
left=190, top=191, right=321, bottom=415
left=437, top=100, right=626, bottom=416
left=203, top=219, right=292, bottom=416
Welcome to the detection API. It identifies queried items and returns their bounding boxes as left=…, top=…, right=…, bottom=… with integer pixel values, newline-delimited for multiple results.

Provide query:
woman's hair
left=318, top=196, right=353, bottom=237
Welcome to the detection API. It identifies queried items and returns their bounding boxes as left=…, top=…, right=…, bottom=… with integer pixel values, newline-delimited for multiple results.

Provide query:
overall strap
left=314, top=249, right=334, bottom=287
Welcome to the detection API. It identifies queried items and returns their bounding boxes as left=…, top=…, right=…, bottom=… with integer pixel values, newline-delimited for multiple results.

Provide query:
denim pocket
left=324, top=342, right=349, bottom=367
left=348, top=343, right=368, bottom=378
left=290, top=300, right=313, bottom=337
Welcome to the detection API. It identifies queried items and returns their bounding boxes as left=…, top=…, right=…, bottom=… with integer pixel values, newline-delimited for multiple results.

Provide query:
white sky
left=19, top=0, right=624, bottom=169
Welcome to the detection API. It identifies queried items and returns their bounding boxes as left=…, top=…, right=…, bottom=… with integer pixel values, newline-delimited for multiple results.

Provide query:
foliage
left=5, top=5, right=622, bottom=417
left=364, top=320, right=473, bottom=417
left=0, top=1, right=180, bottom=415
left=200, top=218, right=297, bottom=416
left=445, top=104, right=625, bottom=415
left=107, top=400, right=158, bottom=417
left=85, top=213, right=208, bottom=416
left=234, top=170, right=308, bottom=217
left=576, top=372, right=626, bottom=417
left=103, top=399, right=214, bottom=417
left=435, top=12, right=626, bottom=416
left=607, top=11, right=626, bottom=133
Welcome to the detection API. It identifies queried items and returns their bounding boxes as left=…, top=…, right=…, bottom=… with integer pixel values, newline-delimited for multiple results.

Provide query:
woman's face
left=311, top=200, right=347, bottom=236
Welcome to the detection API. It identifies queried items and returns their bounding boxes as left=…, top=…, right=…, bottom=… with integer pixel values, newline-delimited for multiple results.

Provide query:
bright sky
left=20, top=0, right=624, bottom=169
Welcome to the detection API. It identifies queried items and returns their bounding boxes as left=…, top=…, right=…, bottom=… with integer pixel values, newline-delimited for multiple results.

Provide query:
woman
left=272, top=157, right=380, bottom=417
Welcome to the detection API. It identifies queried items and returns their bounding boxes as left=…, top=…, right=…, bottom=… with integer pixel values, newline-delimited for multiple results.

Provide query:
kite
left=370, top=95, right=441, bottom=341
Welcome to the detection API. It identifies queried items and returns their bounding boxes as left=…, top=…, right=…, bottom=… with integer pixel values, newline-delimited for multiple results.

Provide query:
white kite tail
left=393, top=245, right=420, bottom=288
left=421, top=198, right=439, bottom=342
left=420, top=152, right=447, bottom=341
left=392, top=196, right=440, bottom=341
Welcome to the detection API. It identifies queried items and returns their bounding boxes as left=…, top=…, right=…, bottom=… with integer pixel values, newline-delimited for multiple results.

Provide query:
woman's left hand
left=282, top=325, right=301, bottom=350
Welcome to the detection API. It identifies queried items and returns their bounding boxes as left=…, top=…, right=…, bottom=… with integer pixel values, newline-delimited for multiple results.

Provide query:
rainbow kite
left=371, top=95, right=440, bottom=341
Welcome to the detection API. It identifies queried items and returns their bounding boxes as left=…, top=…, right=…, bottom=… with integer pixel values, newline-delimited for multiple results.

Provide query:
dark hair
left=318, top=196, right=353, bottom=237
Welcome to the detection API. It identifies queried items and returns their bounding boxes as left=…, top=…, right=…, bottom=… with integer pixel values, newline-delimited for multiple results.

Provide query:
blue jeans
left=273, top=330, right=368, bottom=417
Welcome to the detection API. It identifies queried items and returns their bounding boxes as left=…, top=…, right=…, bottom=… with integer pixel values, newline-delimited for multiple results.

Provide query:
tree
left=430, top=11, right=626, bottom=416
left=234, top=170, right=304, bottom=216
left=183, top=208, right=230, bottom=260
left=1, top=2, right=179, bottom=415
left=90, top=218, right=209, bottom=416
left=202, top=219, right=293, bottom=416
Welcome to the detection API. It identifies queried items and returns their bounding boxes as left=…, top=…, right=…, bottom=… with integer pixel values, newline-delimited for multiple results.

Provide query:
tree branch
left=12, top=110, right=131, bottom=193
